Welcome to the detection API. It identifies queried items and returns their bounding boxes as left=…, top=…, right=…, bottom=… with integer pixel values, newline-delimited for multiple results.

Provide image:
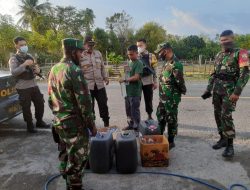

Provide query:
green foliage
left=93, top=28, right=109, bottom=56
left=235, top=34, right=250, bottom=49
left=107, top=30, right=121, bottom=56
left=168, top=35, right=220, bottom=60
left=135, top=22, right=167, bottom=53
left=1, top=4, right=250, bottom=68
left=108, top=52, right=123, bottom=66
left=0, top=14, right=18, bottom=64
left=17, top=0, right=51, bottom=28
left=106, top=11, right=133, bottom=56
left=43, top=6, right=95, bottom=37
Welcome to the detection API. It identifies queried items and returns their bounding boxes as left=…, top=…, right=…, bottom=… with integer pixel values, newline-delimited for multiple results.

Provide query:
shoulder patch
left=238, top=49, right=249, bottom=67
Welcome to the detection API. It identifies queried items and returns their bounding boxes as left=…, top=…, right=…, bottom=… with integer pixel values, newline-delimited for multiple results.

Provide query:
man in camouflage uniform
left=155, top=42, right=186, bottom=149
left=80, top=36, right=110, bottom=127
left=202, top=30, right=249, bottom=158
left=9, top=36, right=49, bottom=133
left=48, top=38, right=97, bottom=190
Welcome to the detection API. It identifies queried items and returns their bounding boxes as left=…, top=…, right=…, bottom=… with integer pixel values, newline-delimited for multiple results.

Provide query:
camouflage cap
left=62, top=38, right=84, bottom=50
left=154, top=42, right=172, bottom=54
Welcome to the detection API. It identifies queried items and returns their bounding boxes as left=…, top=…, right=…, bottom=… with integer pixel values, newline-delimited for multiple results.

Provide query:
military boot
left=27, top=122, right=37, bottom=133
left=159, top=121, right=166, bottom=135
left=212, top=132, right=227, bottom=150
left=36, top=120, right=50, bottom=128
left=222, top=139, right=234, bottom=158
left=168, top=136, right=175, bottom=150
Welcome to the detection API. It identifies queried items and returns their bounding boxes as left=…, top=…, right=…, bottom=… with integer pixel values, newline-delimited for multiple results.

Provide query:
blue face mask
left=20, top=46, right=28, bottom=54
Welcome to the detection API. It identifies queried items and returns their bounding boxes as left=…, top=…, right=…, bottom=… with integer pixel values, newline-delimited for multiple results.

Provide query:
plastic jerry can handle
left=121, top=131, right=131, bottom=138
left=96, top=132, right=105, bottom=138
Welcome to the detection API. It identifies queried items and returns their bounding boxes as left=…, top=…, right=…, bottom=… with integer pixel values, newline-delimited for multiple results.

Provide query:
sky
left=1, top=0, right=250, bottom=38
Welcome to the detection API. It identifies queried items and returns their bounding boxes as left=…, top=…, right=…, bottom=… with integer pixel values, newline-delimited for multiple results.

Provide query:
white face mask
left=138, top=47, right=145, bottom=54
left=20, top=45, right=28, bottom=54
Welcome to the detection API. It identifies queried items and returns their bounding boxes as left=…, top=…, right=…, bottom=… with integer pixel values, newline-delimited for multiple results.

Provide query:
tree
left=107, top=30, right=121, bottom=56
left=202, top=41, right=220, bottom=59
left=136, top=22, right=167, bottom=53
left=235, top=34, right=250, bottom=49
left=45, top=6, right=95, bottom=37
left=31, top=15, right=51, bottom=34
left=93, top=28, right=109, bottom=56
left=106, top=11, right=133, bottom=56
left=182, top=35, right=206, bottom=59
left=0, top=14, right=18, bottom=64
left=81, top=8, right=95, bottom=35
left=17, top=0, right=51, bottom=29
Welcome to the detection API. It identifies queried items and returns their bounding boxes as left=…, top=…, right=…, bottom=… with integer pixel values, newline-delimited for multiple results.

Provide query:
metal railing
left=0, top=60, right=215, bottom=80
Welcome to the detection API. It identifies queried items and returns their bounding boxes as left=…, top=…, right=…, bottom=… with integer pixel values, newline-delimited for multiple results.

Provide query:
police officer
left=137, top=39, right=158, bottom=120
left=80, top=36, right=110, bottom=127
left=202, top=30, right=249, bottom=158
left=48, top=38, right=97, bottom=190
left=9, top=36, right=49, bottom=133
left=155, top=42, right=186, bottom=149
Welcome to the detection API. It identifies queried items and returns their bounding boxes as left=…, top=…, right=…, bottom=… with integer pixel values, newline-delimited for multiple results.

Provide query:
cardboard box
left=140, top=135, right=169, bottom=167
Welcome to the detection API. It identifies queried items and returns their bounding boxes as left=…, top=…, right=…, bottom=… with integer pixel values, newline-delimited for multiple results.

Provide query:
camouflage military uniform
left=48, top=39, right=95, bottom=189
left=206, top=49, right=249, bottom=138
left=156, top=55, right=186, bottom=137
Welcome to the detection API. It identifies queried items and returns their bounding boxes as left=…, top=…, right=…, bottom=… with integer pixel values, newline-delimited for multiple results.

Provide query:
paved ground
left=0, top=81, right=249, bottom=190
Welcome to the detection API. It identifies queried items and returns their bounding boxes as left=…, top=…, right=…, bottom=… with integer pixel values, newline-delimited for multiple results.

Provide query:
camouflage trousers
left=54, top=117, right=89, bottom=187
left=156, top=89, right=181, bottom=136
left=213, top=92, right=236, bottom=139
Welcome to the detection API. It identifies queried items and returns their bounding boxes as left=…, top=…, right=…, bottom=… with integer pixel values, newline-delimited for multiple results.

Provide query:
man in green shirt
left=120, top=45, right=143, bottom=131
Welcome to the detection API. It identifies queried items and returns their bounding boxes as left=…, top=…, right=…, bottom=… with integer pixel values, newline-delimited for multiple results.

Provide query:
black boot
left=168, top=136, right=175, bottom=150
left=70, top=185, right=83, bottom=190
left=212, top=132, right=227, bottom=150
left=36, top=120, right=50, bottom=128
left=104, top=120, right=109, bottom=127
left=222, top=139, right=234, bottom=158
left=159, top=121, right=166, bottom=135
left=27, top=122, right=37, bottom=133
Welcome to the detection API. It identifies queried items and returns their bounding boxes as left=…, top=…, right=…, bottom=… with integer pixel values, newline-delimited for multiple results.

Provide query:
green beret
left=154, top=42, right=172, bottom=54
left=62, top=38, right=83, bottom=50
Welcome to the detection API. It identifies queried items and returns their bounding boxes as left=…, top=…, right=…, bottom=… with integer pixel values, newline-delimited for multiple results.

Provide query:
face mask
left=20, top=45, right=28, bottom=54
left=221, top=42, right=234, bottom=52
left=138, top=47, right=145, bottom=54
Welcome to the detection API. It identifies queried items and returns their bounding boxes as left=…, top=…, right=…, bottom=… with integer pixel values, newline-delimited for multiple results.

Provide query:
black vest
left=15, top=54, right=35, bottom=81
left=140, top=54, right=155, bottom=76
left=141, top=54, right=150, bottom=67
